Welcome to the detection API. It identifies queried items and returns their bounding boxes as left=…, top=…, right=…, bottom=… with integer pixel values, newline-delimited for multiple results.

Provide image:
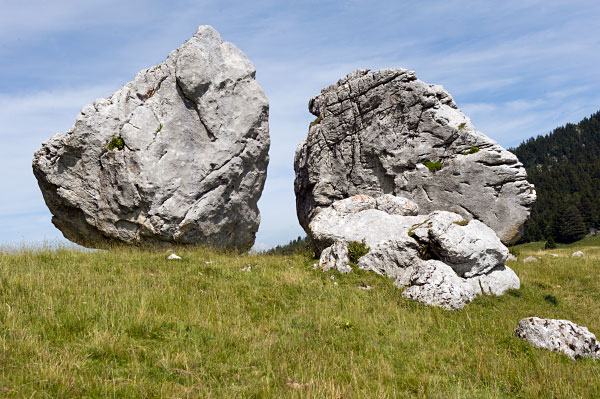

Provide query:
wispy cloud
left=1, top=0, right=600, bottom=247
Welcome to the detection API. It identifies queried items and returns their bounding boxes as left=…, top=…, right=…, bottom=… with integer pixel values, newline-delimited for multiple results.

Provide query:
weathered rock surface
left=33, top=26, right=269, bottom=250
left=294, top=68, right=535, bottom=244
left=315, top=194, right=519, bottom=310
left=318, top=240, right=351, bottom=273
left=515, top=317, right=600, bottom=360
left=409, top=211, right=509, bottom=278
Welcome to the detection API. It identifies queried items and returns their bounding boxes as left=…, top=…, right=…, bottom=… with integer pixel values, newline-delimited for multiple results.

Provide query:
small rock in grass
left=241, top=266, right=251, bottom=272
left=167, top=253, right=181, bottom=260
left=572, top=251, right=584, bottom=258
left=515, top=317, right=600, bottom=360
left=523, top=256, right=538, bottom=263
left=507, top=254, right=518, bottom=261
left=358, top=284, right=372, bottom=291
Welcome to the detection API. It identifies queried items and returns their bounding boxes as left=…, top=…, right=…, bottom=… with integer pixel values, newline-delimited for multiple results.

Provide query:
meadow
left=0, top=238, right=599, bottom=398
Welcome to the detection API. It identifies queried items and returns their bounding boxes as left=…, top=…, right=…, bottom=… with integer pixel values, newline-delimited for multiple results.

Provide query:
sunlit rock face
left=32, top=26, right=269, bottom=250
left=294, top=68, right=536, bottom=245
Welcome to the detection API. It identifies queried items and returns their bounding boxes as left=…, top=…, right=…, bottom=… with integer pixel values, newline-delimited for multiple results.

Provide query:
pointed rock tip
left=193, top=25, right=222, bottom=42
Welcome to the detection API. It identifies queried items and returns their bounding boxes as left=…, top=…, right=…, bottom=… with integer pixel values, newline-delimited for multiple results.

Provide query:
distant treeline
left=511, top=110, right=600, bottom=243
left=266, top=236, right=314, bottom=256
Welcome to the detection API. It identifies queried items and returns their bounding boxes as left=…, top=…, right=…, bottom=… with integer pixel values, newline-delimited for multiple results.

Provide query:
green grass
left=107, top=137, right=125, bottom=151
left=423, top=160, right=443, bottom=172
left=1, top=243, right=599, bottom=398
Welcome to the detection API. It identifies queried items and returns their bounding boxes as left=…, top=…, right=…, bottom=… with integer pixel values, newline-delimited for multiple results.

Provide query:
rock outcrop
left=33, top=26, right=269, bottom=250
left=315, top=195, right=520, bottom=310
left=294, top=68, right=535, bottom=244
left=515, top=317, right=600, bottom=360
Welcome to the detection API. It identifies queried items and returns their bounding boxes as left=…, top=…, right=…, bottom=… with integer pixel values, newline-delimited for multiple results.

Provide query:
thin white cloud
left=2, top=0, right=600, bottom=247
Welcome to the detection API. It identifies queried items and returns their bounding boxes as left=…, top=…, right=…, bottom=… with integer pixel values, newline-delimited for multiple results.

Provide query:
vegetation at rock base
left=107, top=137, right=125, bottom=151
left=454, top=219, right=470, bottom=226
left=347, top=240, right=370, bottom=266
left=511, top=110, right=600, bottom=243
left=423, top=160, right=443, bottom=172
left=1, top=237, right=600, bottom=397
left=545, top=236, right=557, bottom=249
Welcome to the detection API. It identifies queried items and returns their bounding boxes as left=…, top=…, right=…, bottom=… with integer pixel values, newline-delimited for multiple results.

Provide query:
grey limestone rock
left=318, top=240, right=352, bottom=273
left=572, top=251, right=584, bottom=258
left=515, top=317, right=600, bottom=360
left=400, top=261, right=477, bottom=311
left=315, top=194, right=520, bottom=310
left=32, top=26, right=269, bottom=250
left=523, top=256, right=539, bottom=263
left=294, top=68, right=535, bottom=245
left=409, top=211, right=509, bottom=278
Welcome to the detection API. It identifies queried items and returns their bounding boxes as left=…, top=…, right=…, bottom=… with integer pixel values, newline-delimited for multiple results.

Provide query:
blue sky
left=1, top=0, right=600, bottom=249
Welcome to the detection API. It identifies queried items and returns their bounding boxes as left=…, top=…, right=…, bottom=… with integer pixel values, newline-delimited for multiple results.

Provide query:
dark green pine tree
left=544, top=236, right=557, bottom=249
left=556, top=206, right=587, bottom=243
left=510, top=111, right=600, bottom=243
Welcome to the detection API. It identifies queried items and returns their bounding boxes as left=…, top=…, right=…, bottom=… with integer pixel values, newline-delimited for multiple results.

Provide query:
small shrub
left=453, top=220, right=469, bottom=226
left=156, top=124, right=163, bottom=133
left=543, top=294, right=559, bottom=306
left=508, top=246, right=520, bottom=257
left=545, top=236, right=557, bottom=249
left=457, top=123, right=466, bottom=131
left=107, top=137, right=125, bottom=151
left=348, top=240, right=370, bottom=266
left=463, top=146, right=480, bottom=155
left=423, top=161, right=443, bottom=172
left=310, top=115, right=322, bottom=127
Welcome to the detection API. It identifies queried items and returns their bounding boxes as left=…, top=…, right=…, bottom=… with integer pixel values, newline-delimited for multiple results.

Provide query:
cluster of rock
left=315, top=194, right=519, bottom=310
left=33, top=26, right=269, bottom=250
left=515, top=317, right=600, bottom=360
left=295, top=68, right=535, bottom=309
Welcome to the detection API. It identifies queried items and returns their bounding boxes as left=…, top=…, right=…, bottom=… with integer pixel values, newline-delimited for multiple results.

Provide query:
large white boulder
left=295, top=68, right=536, bottom=245
left=515, top=317, right=600, bottom=360
left=32, top=26, right=269, bottom=250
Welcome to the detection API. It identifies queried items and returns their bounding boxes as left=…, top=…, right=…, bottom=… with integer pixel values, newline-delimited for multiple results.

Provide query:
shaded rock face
left=515, top=317, right=600, bottom=360
left=315, top=194, right=519, bottom=310
left=32, top=26, right=269, bottom=250
left=294, top=69, right=535, bottom=244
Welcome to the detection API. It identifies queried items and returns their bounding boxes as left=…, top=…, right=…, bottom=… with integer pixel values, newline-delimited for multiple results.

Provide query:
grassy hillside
left=1, top=241, right=599, bottom=398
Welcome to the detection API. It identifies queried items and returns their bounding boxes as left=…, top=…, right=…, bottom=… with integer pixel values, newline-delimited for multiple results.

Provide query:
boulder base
left=315, top=194, right=519, bottom=310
